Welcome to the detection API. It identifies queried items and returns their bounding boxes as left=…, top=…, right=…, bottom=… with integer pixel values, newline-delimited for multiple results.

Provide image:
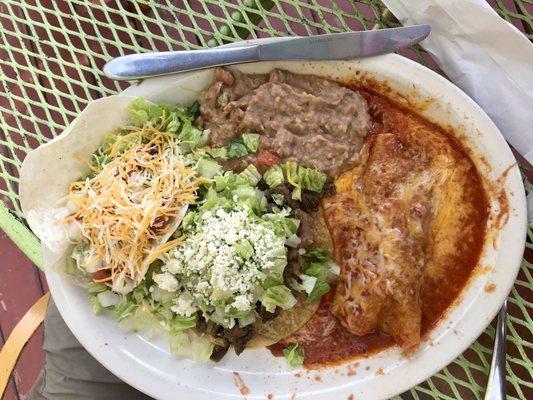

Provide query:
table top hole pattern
left=0, top=1, right=531, bottom=399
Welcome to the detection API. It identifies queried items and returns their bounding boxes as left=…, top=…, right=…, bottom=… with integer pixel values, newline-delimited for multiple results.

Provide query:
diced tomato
left=256, top=150, right=279, bottom=167
left=92, top=269, right=111, bottom=281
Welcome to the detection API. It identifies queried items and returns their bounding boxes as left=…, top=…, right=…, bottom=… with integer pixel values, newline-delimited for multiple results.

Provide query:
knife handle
left=104, top=46, right=259, bottom=81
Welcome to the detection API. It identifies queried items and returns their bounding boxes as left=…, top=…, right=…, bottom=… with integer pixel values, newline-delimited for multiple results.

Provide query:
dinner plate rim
left=45, top=48, right=527, bottom=400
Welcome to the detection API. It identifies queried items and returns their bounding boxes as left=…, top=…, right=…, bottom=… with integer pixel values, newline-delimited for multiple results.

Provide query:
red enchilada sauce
left=269, top=292, right=394, bottom=366
left=269, top=90, right=489, bottom=367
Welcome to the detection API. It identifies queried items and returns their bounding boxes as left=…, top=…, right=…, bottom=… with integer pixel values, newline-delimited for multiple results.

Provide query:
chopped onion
left=300, top=274, right=317, bottom=294
left=97, top=290, right=120, bottom=308
left=285, top=234, right=301, bottom=248
left=325, top=260, right=340, bottom=276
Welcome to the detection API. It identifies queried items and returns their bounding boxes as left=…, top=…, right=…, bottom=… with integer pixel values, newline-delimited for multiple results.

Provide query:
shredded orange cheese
left=68, top=128, right=199, bottom=293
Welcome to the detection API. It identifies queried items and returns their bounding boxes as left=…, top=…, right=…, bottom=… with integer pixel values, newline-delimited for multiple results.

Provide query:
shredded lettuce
left=131, top=98, right=195, bottom=129
left=65, top=255, right=78, bottom=275
left=263, top=161, right=328, bottom=193
left=283, top=343, right=305, bottom=367
left=303, top=262, right=330, bottom=303
left=281, top=162, right=299, bottom=187
left=211, top=147, right=228, bottom=160
left=118, top=308, right=161, bottom=338
left=291, top=186, right=302, bottom=201
left=325, top=260, right=341, bottom=278
left=227, top=308, right=253, bottom=319
left=287, top=248, right=334, bottom=302
left=225, top=134, right=260, bottom=158
left=199, top=186, right=220, bottom=212
left=300, top=274, right=318, bottom=295
left=214, top=171, right=234, bottom=191
left=178, top=121, right=209, bottom=150
left=271, top=193, right=284, bottom=206
left=187, top=100, right=200, bottom=118
left=288, top=273, right=318, bottom=295
left=88, top=282, right=108, bottom=294
left=262, top=274, right=284, bottom=289
left=130, top=98, right=152, bottom=126
left=263, top=212, right=300, bottom=237
left=227, top=140, right=249, bottom=158
left=235, top=239, right=254, bottom=260
left=238, top=312, right=256, bottom=327
left=232, top=186, right=267, bottom=214
left=66, top=243, right=92, bottom=278
left=101, top=132, right=118, bottom=153
left=113, top=298, right=137, bottom=321
left=196, top=157, right=223, bottom=179
left=170, top=315, right=197, bottom=331
left=169, top=331, right=214, bottom=361
left=130, top=98, right=173, bottom=128
left=263, top=165, right=284, bottom=188
left=306, top=248, right=331, bottom=263
left=242, top=133, right=260, bottom=153
left=89, top=295, right=102, bottom=315
left=239, top=164, right=261, bottom=186
left=298, top=166, right=327, bottom=192
left=181, top=210, right=198, bottom=230
left=261, top=285, right=296, bottom=313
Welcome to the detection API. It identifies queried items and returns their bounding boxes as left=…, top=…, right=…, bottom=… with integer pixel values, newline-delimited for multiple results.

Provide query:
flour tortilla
left=19, top=95, right=188, bottom=292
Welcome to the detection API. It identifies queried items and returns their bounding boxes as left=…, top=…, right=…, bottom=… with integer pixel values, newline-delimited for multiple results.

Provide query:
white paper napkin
left=381, top=0, right=533, bottom=165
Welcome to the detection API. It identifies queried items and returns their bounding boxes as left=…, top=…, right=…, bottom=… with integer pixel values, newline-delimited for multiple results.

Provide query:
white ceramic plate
left=45, top=51, right=527, bottom=400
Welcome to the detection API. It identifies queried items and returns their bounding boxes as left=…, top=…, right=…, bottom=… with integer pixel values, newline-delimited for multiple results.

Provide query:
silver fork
left=484, top=300, right=508, bottom=400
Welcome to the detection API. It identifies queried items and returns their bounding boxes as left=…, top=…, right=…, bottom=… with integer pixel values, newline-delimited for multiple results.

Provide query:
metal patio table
left=0, top=1, right=531, bottom=399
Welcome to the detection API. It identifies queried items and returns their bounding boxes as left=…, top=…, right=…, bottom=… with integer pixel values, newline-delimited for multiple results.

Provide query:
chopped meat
left=283, top=248, right=301, bottom=282
left=211, top=324, right=224, bottom=338
left=264, top=184, right=300, bottom=209
left=300, top=190, right=320, bottom=213
left=293, top=209, right=315, bottom=249
left=321, top=178, right=336, bottom=197
left=256, top=302, right=281, bottom=322
left=291, top=208, right=333, bottom=251
left=195, top=314, right=208, bottom=333
left=257, top=178, right=269, bottom=191
left=223, top=324, right=254, bottom=355
left=198, top=68, right=371, bottom=176
left=210, top=344, right=230, bottom=361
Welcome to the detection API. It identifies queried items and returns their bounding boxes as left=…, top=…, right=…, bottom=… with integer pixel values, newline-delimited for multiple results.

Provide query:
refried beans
left=197, top=68, right=371, bottom=177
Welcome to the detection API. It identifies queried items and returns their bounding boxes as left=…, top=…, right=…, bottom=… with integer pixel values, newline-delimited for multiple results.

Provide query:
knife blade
left=104, top=25, right=430, bottom=81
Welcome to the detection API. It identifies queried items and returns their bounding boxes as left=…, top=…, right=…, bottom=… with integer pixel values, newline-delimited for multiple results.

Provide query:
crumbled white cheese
left=233, top=294, right=252, bottom=311
left=153, top=206, right=286, bottom=327
left=153, top=272, right=179, bottom=292
left=170, top=291, right=197, bottom=317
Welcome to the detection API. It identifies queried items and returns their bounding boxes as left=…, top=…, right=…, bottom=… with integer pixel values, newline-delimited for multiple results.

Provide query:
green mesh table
left=0, top=1, right=531, bottom=399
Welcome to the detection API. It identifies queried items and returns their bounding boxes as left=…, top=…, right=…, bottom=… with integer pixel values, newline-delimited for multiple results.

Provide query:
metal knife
left=104, top=25, right=430, bottom=81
